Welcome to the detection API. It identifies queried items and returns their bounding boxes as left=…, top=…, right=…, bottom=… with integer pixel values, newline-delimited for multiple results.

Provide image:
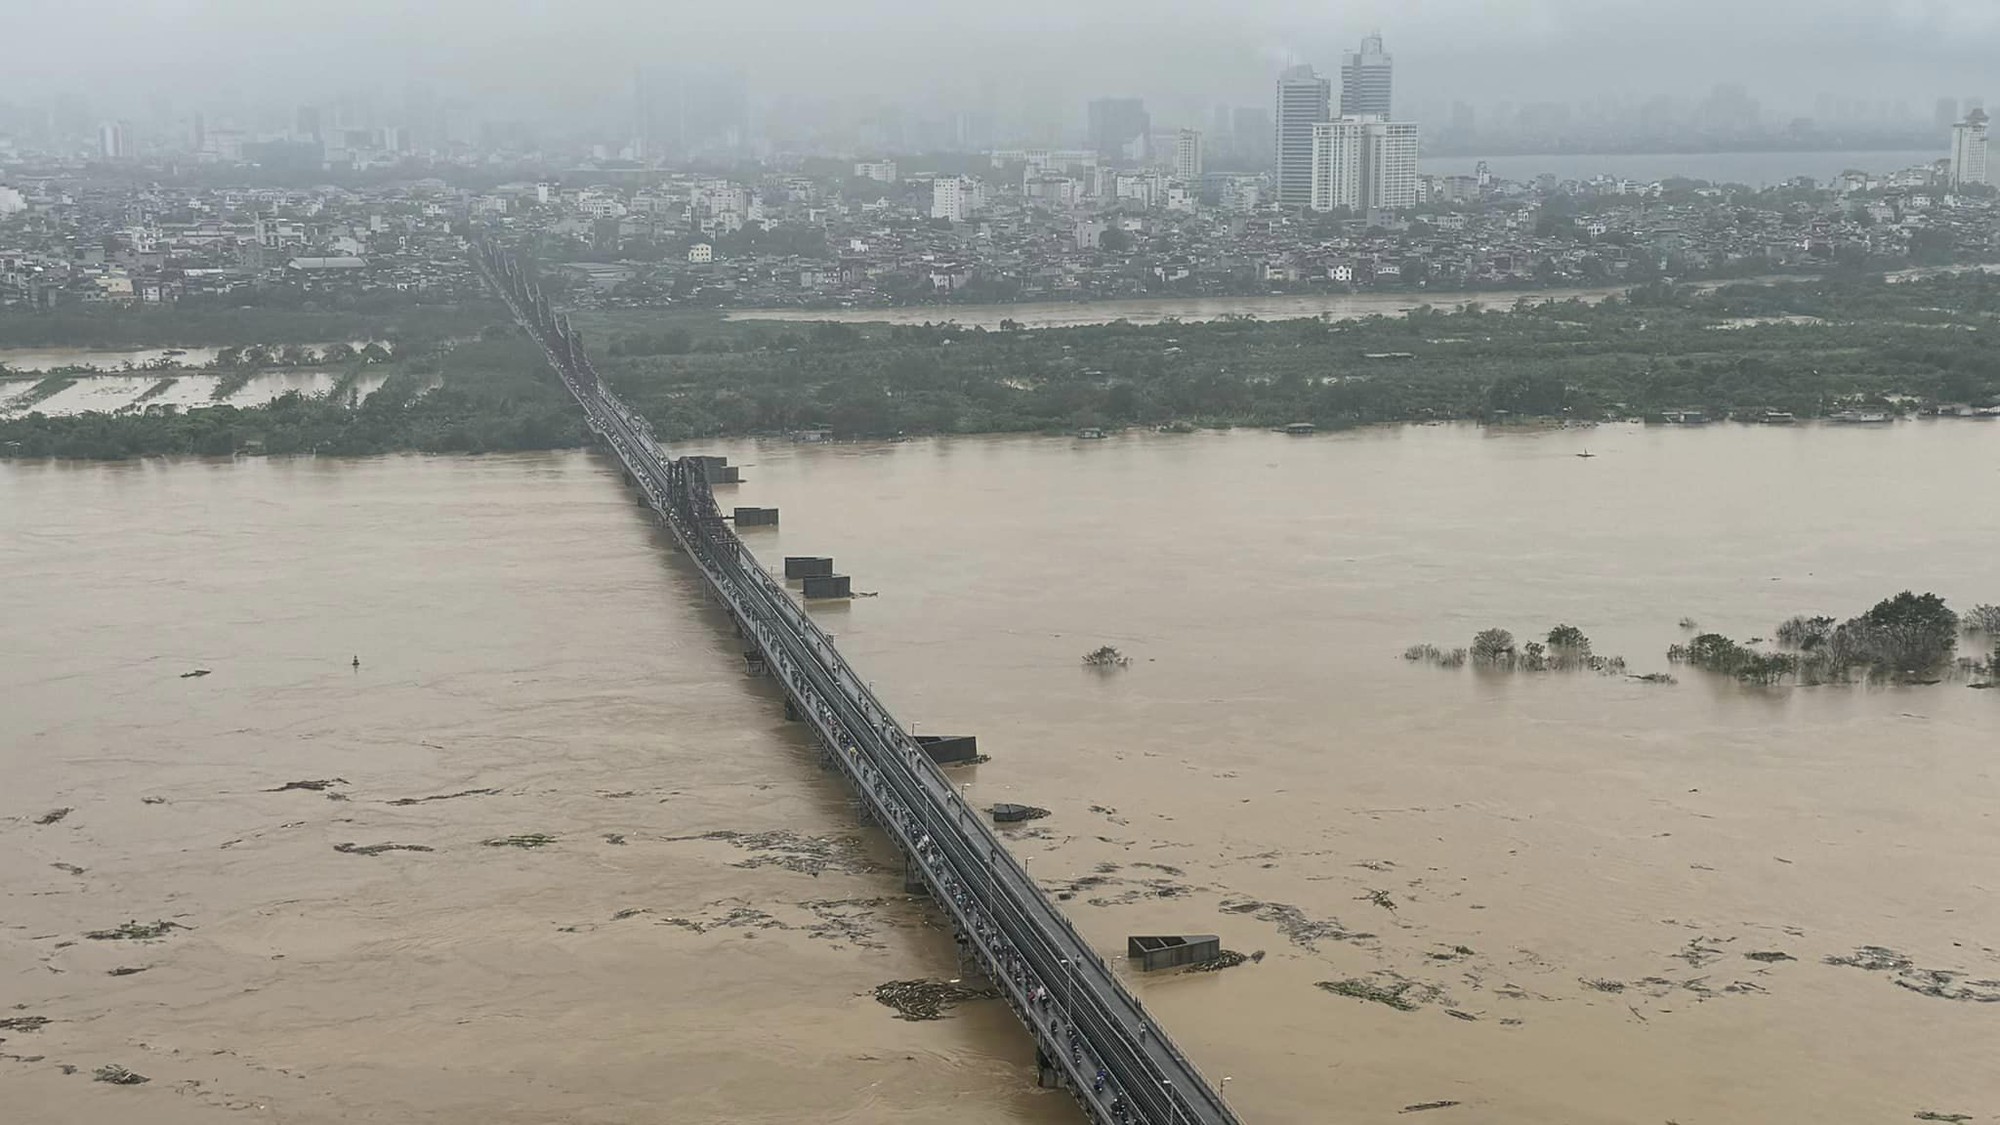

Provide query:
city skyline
left=2, top=0, right=1996, bottom=130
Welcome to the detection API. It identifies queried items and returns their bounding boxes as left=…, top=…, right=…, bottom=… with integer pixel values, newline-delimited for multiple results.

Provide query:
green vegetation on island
left=580, top=271, right=2000, bottom=441
left=6, top=271, right=2000, bottom=459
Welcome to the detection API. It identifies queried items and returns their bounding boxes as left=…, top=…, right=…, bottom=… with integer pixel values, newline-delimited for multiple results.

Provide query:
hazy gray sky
left=4, top=0, right=1995, bottom=120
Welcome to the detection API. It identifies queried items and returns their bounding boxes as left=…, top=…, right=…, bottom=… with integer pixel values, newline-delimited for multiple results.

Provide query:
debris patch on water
left=664, top=829, right=878, bottom=876
left=1221, top=899, right=1374, bottom=949
left=483, top=834, right=557, bottom=849
left=334, top=842, right=434, bottom=856
left=266, top=779, right=346, bottom=793
left=85, top=920, right=183, bottom=941
left=388, top=788, right=501, bottom=806
left=1316, top=973, right=1444, bottom=1011
left=1183, top=949, right=1252, bottom=973
left=872, top=979, right=1001, bottom=1021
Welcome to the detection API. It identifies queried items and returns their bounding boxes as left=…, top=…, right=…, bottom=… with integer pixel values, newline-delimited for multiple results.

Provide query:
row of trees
left=1672, top=592, right=1990, bottom=685
left=1400, top=624, right=1631, bottom=675
left=0, top=298, right=499, bottom=350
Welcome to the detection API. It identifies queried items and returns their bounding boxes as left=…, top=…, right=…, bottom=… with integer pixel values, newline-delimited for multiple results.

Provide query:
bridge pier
left=902, top=855, right=928, bottom=896
left=1035, top=1046, right=1071, bottom=1090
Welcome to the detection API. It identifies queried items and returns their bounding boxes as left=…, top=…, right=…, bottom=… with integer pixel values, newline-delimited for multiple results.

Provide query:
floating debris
left=1401, top=1101, right=1461, bottom=1114
left=603, top=833, right=627, bottom=845
left=663, top=829, right=877, bottom=876
left=1220, top=899, right=1372, bottom=949
left=1444, top=1009, right=1479, bottom=1021
left=34, top=807, right=73, bottom=825
left=93, top=1064, right=148, bottom=1085
left=333, top=842, right=434, bottom=857
left=1183, top=950, right=1250, bottom=973
left=1581, top=978, right=1627, bottom=993
left=483, top=834, right=557, bottom=849
left=1674, top=938, right=1729, bottom=967
left=0, top=1016, right=50, bottom=1032
left=872, top=979, right=1001, bottom=1021
left=106, top=966, right=150, bottom=977
left=1915, top=1113, right=1973, bottom=1123
left=659, top=904, right=787, bottom=936
left=179, top=669, right=211, bottom=679
left=1744, top=950, right=1796, bottom=963
left=265, top=779, right=347, bottom=793
left=50, top=862, right=86, bottom=875
left=1825, top=946, right=1912, bottom=972
left=1814, top=946, right=2000, bottom=1002
left=85, top=920, right=183, bottom=941
left=1316, top=975, right=1441, bottom=1012
left=387, top=788, right=500, bottom=806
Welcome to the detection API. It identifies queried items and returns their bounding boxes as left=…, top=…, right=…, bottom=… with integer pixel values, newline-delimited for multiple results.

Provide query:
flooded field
left=0, top=343, right=385, bottom=374
left=0, top=370, right=389, bottom=416
left=4, top=421, right=1998, bottom=1124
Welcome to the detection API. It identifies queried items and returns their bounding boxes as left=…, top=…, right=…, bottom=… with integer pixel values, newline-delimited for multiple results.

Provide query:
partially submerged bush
left=1082, top=645, right=1131, bottom=668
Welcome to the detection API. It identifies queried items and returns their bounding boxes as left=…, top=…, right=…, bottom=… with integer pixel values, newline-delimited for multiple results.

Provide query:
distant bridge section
left=474, top=244, right=1242, bottom=1125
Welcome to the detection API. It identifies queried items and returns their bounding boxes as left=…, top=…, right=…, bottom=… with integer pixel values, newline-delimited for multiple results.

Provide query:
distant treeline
left=0, top=295, right=504, bottom=351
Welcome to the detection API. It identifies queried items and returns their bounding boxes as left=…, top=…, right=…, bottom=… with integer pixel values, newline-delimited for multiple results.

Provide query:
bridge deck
left=476, top=246, right=1241, bottom=1125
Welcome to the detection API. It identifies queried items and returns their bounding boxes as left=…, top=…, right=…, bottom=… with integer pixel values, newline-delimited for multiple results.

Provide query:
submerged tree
left=1470, top=628, right=1516, bottom=665
left=1082, top=645, right=1131, bottom=668
left=1962, top=604, right=2000, bottom=637
left=1775, top=615, right=1836, bottom=650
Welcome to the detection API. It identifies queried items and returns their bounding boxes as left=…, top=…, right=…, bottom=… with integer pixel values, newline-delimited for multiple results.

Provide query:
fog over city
left=7, top=0, right=1998, bottom=123
left=9, top=1, right=2000, bottom=1124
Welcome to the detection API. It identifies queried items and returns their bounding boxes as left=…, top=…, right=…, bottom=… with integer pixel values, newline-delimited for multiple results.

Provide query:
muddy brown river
left=4, top=420, right=1997, bottom=1124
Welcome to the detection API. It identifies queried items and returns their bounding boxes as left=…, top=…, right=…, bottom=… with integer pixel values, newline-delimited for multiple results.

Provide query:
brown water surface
left=5, top=420, right=1999, bottom=1124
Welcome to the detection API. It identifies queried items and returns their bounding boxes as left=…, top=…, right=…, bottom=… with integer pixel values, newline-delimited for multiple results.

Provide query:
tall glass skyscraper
left=1275, top=65, right=1332, bottom=207
left=1340, top=33, right=1393, bottom=118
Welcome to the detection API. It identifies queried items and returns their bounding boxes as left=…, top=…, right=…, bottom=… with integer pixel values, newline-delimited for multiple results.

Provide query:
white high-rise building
left=1364, top=120, right=1420, bottom=209
left=1275, top=65, right=1332, bottom=207
left=931, top=175, right=983, bottom=221
left=98, top=121, right=129, bottom=161
left=1950, top=109, right=1989, bottom=188
left=1173, top=128, right=1203, bottom=180
left=1309, top=120, right=1364, bottom=211
left=1309, top=116, right=1420, bottom=212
